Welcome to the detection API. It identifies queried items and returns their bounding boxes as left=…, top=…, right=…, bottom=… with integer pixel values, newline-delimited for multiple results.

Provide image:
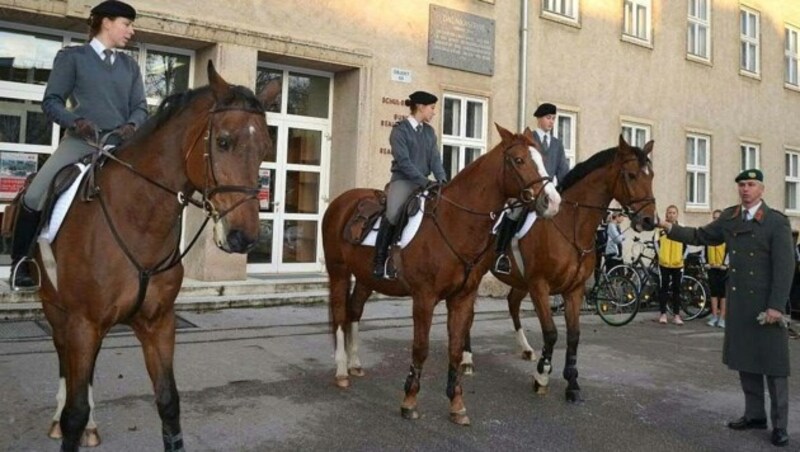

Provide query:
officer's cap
left=90, top=0, right=136, bottom=20
left=735, top=168, right=764, bottom=183
left=533, top=103, right=557, bottom=118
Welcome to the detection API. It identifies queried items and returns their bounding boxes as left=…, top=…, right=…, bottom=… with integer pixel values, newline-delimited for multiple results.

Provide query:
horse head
left=612, top=135, right=656, bottom=232
left=513, top=126, right=560, bottom=218
left=184, top=61, right=281, bottom=253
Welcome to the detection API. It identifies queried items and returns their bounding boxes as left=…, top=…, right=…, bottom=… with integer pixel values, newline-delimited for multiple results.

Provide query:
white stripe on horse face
left=249, top=125, right=256, bottom=135
left=528, top=147, right=550, bottom=180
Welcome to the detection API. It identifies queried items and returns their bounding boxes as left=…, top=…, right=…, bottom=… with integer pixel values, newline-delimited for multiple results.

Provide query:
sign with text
left=0, top=151, right=37, bottom=200
left=427, top=5, right=495, bottom=76
left=391, top=68, right=412, bottom=83
left=258, top=168, right=271, bottom=211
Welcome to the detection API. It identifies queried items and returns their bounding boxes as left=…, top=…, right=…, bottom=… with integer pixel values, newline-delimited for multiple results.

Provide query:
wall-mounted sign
left=427, top=5, right=495, bottom=76
left=391, top=68, right=412, bottom=83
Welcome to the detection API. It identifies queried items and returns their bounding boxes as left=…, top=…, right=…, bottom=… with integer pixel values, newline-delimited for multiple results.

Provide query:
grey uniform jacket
left=668, top=202, right=793, bottom=376
left=389, top=120, right=447, bottom=187
left=532, top=133, right=569, bottom=185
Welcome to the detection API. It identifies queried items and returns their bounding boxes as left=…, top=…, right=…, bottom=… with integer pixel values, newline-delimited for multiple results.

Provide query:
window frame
left=785, top=149, right=800, bottom=213
left=740, top=142, right=760, bottom=171
left=685, top=133, right=710, bottom=208
left=785, top=24, right=800, bottom=88
left=622, top=0, right=652, bottom=45
left=620, top=120, right=651, bottom=149
left=739, top=7, right=761, bottom=77
left=440, top=92, right=489, bottom=180
left=542, top=0, right=580, bottom=23
left=687, top=0, right=711, bottom=61
left=554, top=110, right=577, bottom=169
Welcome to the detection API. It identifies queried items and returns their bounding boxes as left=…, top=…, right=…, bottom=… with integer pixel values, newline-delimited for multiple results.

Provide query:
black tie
left=415, top=124, right=422, bottom=133
left=744, top=210, right=751, bottom=221
left=543, top=134, right=549, bottom=149
left=103, top=49, right=113, bottom=67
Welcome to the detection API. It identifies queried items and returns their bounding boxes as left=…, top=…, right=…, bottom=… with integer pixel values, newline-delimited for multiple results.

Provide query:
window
left=621, top=121, right=650, bottom=148
left=687, top=0, right=711, bottom=60
left=441, top=93, right=488, bottom=180
left=786, top=151, right=800, bottom=211
left=543, top=0, right=578, bottom=21
left=623, top=0, right=652, bottom=43
left=686, top=134, right=710, bottom=207
left=740, top=7, right=760, bottom=75
left=555, top=110, right=576, bottom=168
left=786, top=25, right=799, bottom=87
left=740, top=143, right=759, bottom=171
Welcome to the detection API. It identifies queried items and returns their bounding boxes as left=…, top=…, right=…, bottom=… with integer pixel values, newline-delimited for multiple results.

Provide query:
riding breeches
left=23, top=134, right=95, bottom=212
left=386, top=179, right=423, bottom=226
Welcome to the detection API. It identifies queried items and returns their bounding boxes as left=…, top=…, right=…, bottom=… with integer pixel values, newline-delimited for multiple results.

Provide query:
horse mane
left=126, top=84, right=263, bottom=147
left=449, top=133, right=530, bottom=186
left=558, top=145, right=651, bottom=193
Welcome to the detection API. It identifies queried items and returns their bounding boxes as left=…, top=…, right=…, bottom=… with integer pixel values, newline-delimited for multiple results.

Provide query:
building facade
left=0, top=0, right=799, bottom=280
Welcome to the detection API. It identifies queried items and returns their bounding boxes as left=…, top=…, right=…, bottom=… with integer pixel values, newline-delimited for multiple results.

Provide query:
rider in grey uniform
left=372, top=91, right=447, bottom=279
left=9, top=0, right=147, bottom=288
left=493, top=102, right=569, bottom=274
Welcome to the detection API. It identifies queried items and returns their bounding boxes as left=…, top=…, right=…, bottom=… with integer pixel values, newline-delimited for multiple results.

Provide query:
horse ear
left=258, top=79, right=281, bottom=111
left=642, top=140, right=655, bottom=155
left=618, top=134, right=631, bottom=150
left=523, top=126, right=534, bottom=141
left=207, top=60, right=231, bottom=99
left=495, top=123, right=514, bottom=143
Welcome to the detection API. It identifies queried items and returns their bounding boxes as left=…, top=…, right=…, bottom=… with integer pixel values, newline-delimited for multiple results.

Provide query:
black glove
left=114, top=123, right=136, bottom=141
left=73, top=118, right=98, bottom=141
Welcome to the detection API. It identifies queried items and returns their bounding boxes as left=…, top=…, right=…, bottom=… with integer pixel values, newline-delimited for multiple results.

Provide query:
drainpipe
left=518, top=0, right=529, bottom=132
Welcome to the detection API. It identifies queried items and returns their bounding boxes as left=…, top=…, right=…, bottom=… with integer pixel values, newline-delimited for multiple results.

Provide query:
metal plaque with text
left=427, top=5, right=495, bottom=76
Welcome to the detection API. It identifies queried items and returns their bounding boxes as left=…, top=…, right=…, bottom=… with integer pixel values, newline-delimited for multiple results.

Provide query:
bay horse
left=322, top=124, right=561, bottom=425
left=487, top=134, right=656, bottom=403
left=37, top=61, right=279, bottom=451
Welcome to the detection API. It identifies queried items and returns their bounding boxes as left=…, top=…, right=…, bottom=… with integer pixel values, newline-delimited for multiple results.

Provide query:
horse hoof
left=348, top=367, right=365, bottom=377
left=81, top=428, right=101, bottom=447
left=334, top=376, right=351, bottom=389
left=400, top=406, right=420, bottom=420
left=521, top=350, right=535, bottom=361
left=460, top=364, right=474, bottom=376
left=566, top=390, right=583, bottom=404
left=533, top=381, right=549, bottom=395
left=47, top=421, right=62, bottom=439
left=449, top=410, right=471, bottom=426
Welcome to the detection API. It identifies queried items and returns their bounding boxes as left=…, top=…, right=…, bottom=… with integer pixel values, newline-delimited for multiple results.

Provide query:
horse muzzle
left=213, top=219, right=257, bottom=253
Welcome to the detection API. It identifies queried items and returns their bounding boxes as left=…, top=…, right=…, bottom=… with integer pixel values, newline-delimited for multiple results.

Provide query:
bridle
left=87, top=101, right=268, bottom=320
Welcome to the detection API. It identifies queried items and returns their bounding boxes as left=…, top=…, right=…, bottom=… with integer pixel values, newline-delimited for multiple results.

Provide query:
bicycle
left=585, top=266, right=638, bottom=326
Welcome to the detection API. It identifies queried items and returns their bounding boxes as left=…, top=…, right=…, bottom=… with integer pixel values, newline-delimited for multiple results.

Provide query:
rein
left=86, top=103, right=266, bottom=320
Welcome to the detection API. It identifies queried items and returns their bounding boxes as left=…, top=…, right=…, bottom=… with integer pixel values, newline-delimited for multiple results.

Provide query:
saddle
left=1, top=173, right=35, bottom=238
left=342, top=185, right=428, bottom=245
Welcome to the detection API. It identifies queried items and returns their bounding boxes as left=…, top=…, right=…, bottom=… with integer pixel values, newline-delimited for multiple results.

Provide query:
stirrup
left=10, top=257, right=41, bottom=292
left=383, top=256, right=397, bottom=280
left=494, top=254, right=511, bottom=275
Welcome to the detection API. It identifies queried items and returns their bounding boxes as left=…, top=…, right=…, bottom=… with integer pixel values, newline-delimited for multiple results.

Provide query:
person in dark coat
left=658, top=169, right=792, bottom=447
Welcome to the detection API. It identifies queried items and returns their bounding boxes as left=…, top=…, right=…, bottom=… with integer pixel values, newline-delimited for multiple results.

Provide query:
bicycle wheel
left=595, top=275, right=639, bottom=326
left=607, top=264, right=642, bottom=292
left=678, top=275, right=707, bottom=320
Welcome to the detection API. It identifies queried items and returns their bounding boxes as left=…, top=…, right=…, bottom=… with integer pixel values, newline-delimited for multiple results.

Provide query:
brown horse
left=35, top=62, right=278, bottom=452
left=323, top=125, right=561, bottom=425
left=487, top=134, right=656, bottom=403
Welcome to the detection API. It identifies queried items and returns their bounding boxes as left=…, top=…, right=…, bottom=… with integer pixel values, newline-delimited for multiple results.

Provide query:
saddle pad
left=491, top=208, right=539, bottom=239
left=39, top=163, right=90, bottom=243
left=361, top=194, right=426, bottom=249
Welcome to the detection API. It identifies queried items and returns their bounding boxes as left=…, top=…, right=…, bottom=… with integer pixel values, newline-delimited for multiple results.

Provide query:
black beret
left=407, top=91, right=438, bottom=106
left=735, top=168, right=763, bottom=183
left=533, top=102, right=557, bottom=117
left=90, top=1, right=136, bottom=20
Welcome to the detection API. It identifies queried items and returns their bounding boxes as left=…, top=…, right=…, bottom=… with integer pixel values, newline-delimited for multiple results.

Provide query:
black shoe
left=727, top=417, right=768, bottom=430
left=372, top=261, right=385, bottom=279
left=10, top=260, right=35, bottom=289
left=771, top=428, right=789, bottom=447
left=494, top=254, right=511, bottom=275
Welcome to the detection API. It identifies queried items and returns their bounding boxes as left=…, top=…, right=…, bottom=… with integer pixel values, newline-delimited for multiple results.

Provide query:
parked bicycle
left=585, top=265, right=638, bottom=326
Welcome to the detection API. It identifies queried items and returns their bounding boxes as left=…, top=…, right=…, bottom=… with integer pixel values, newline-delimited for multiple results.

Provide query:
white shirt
left=743, top=200, right=763, bottom=220
left=89, top=38, right=115, bottom=64
left=535, top=128, right=551, bottom=146
left=407, top=116, right=421, bottom=131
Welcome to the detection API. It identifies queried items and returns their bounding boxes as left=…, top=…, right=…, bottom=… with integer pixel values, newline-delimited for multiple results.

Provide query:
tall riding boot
left=9, top=203, right=42, bottom=289
left=372, top=219, right=395, bottom=279
left=493, top=216, right=517, bottom=275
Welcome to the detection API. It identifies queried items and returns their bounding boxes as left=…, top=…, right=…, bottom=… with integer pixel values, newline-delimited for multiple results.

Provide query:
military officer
left=658, top=169, right=792, bottom=447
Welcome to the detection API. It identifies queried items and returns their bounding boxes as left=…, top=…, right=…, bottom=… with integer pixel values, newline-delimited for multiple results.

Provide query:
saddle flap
left=1, top=173, right=35, bottom=238
left=343, top=192, right=386, bottom=245
left=40, top=165, right=83, bottom=225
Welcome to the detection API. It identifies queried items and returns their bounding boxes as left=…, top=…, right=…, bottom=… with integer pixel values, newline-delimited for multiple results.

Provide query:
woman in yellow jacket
left=655, top=205, right=686, bottom=325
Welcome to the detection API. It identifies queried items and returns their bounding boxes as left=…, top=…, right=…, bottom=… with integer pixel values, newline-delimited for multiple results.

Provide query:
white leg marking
left=533, top=362, right=552, bottom=387
left=86, top=384, right=97, bottom=429
left=53, top=377, right=66, bottom=421
left=334, top=326, right=348, bottom=379
left=346, top=322, right=362, bottom=370
left=461, top=351, right=474, bottom=367
left=516, top=329, right=537, bottom=360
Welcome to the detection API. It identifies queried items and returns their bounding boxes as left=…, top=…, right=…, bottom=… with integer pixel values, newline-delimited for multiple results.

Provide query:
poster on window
left=0, top=152, right=37, bottom=200
left=258, top=168, right=271, bottom=211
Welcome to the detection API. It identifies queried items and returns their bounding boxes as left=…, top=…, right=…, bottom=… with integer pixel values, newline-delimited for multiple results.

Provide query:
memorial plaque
left=428, top=5, right=495, bottom=76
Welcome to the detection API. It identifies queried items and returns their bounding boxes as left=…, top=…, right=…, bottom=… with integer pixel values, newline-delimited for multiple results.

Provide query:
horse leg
left=400, top=296, right=435, bottom=420
left=562, top=289, right=583, bottom=403
left=58, top=322, right=102, bottom=452
left=459, top=309, right=474, bottom=376
left=346, top=282, right=372, bottom=377
left=328, top=272, right=351, bottom=388
left=133, top=312, right=184, bottom=452
left=530, top=288, right=557, bottom=395
left=507, top=288, right=536, bottom=361
left=446, top=294, right=475, bottom=426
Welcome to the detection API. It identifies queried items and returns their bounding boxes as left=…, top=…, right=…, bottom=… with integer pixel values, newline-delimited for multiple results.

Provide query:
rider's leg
left=373, top=179, right=418, bottom=279
left=494, top=204, right=522, bottom=274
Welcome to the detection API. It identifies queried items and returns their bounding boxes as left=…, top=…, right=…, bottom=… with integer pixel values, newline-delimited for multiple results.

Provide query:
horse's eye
left=627, top=172, right=637, bottom=180
left=217, top=135, right=231, bottom=150
left=514, top=157, right=524, bottom=165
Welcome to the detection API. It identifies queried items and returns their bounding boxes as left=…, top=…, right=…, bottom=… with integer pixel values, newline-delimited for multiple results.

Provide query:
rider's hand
left=764, top=308, right=784, bottom=324
left=115, top=123, right=136, bottom=142
left=73, top=118, right=98, bottom=141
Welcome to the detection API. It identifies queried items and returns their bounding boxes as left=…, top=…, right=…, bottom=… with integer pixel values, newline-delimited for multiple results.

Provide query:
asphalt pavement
left=1, top=298, right=798, bottom=451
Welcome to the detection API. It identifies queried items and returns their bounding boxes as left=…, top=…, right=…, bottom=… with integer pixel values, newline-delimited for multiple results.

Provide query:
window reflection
left=145, top=51, right=190, bottom=106
left=256, top=68, right=282, bottom=113
left=283, top=220, right=317, bottom=263
left=284, top=171, right=320, bottom=214
left=287, top=128, right=321, bottom=165
left=0, top=28, right=61, bottom=84
left=288, top=72, right=329, bottom=118
left=0, top=98, right=52, bottom=146
left=247, top=219, right=273, bottom=264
